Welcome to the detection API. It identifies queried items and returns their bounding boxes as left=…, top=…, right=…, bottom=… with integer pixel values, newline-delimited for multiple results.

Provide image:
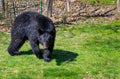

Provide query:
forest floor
left=0, top=1, right=120, bottom=33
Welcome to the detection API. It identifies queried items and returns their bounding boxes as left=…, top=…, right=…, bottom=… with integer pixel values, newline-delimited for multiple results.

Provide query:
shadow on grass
left=21, top=50, right=33, bottom=55
left=21, top=49, right=78, bottom=65
left=53, top=50, right=78, bottom=65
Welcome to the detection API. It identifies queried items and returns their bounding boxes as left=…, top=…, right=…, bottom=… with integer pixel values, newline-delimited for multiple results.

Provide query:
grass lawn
left=0, top=19, right=120, bottom=79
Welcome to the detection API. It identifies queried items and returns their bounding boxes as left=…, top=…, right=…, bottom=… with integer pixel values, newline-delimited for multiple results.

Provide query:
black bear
left=7, top=11, right=56, bottom=62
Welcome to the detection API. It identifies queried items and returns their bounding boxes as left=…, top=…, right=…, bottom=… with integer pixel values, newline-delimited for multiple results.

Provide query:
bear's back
left=13, top=11, right=54, bottom=30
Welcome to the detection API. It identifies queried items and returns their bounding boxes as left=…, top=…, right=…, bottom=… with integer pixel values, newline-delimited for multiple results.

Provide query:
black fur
left=8, top=11, right=56, bottom=62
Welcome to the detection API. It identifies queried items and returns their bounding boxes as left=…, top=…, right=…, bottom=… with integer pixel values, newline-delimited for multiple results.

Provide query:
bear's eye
left=39, top=30, right=44, bottom=34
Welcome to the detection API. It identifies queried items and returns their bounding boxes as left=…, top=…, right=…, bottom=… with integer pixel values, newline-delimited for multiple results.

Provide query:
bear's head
left=38, top=31, right=55, bottom=49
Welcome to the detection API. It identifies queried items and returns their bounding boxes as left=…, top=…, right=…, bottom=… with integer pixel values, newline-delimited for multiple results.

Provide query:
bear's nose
left=43, top=42, right=48, bottom=49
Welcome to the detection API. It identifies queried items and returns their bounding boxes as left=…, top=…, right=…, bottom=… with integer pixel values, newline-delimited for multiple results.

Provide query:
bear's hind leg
left=8, top=38, right=25, bottom=56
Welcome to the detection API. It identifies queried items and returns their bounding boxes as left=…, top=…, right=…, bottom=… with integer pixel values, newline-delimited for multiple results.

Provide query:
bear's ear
left=50, top=30, right=55, bottom=35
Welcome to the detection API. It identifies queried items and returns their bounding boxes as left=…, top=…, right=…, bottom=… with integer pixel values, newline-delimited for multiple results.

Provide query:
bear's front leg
left=30, top=40, right=42, bottom=59
left=43, top=50, right=52, bottom=62
left=43, top=41, right=54, bottom=62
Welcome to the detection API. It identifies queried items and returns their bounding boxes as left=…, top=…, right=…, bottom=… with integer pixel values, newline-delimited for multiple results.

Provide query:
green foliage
left=0, top=13, right=4, bottom=20
left=0, top=20, right=120, bottom=79
left=81, top=0, right=116, bottom=5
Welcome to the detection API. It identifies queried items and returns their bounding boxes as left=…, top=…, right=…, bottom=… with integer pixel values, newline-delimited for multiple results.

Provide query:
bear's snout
left=43, top=42, right=49, bottom=49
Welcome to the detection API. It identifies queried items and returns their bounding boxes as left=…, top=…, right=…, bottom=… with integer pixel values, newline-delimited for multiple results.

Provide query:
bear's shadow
left=21, top=49, right=78, bottom=65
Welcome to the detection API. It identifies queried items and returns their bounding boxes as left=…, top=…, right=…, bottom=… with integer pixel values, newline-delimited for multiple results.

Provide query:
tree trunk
left=117, top=0, right=120, bottom=12
left=2, top=0, right=5, bottom=18
left=0, top=0, right=5, bottom=14
left=66, top=0, right=70, bottom=12
left=46, top=0, right=53, bottom=17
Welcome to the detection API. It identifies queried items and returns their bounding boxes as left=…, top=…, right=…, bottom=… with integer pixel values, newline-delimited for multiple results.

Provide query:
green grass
left=0, top=20, right=120, bottom=79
